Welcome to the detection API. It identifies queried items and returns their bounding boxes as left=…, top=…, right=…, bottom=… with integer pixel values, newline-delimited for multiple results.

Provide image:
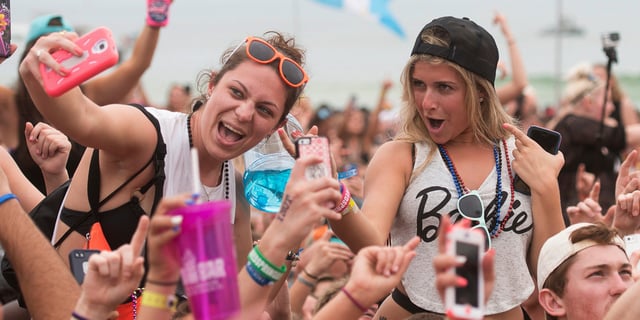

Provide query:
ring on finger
left=35, top=49, right=43, bottom=58
left=59, top=31, right=66, bottom=36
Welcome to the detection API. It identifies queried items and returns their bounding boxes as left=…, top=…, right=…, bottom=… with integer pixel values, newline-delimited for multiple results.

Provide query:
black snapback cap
left=411, top=16, right=499, bottom=85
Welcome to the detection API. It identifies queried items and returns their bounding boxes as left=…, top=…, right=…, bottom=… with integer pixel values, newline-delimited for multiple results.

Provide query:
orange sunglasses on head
left=227, top=36, right=309, bottom=88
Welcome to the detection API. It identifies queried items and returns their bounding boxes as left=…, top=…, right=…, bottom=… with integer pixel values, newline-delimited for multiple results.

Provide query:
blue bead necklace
left=438, top=140, right=514, bottom=237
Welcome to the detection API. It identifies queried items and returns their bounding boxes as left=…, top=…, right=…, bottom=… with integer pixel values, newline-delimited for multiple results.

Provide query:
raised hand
left=25, top=122, right=71, bottom=177
left=74, top=216, right=149, bottom=319
left=566, top=180, right=604, bottom=225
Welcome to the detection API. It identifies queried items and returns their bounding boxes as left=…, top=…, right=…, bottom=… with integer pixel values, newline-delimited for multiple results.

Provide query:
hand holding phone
left=69, top=249, right=101, bottom=284
left=0, top=0, right=11, bottom=58
left=513, top=125, right=562, bottom=195
left=40, top=27, right=119, bottom=97
left=295, top=136, right=331, bottom=180
left=445, top=226, right=484, bottom=320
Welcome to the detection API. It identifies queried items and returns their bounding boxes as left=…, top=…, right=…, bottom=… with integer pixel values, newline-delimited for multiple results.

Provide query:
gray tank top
left=391, top=137, right=534, bottom=314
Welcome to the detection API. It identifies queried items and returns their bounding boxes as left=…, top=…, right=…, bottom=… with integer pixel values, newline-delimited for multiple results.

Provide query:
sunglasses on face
left=456, top=190, right=491, bottom=250
left=227, top=36, right=309, bottom=88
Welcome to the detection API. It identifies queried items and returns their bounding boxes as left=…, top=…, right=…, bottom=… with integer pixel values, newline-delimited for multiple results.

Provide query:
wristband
left=146, top=0, right=171, bottom=27
left=0, top=193, right=17, bottom=206
left=341, top=287, right=368, bottom=313
left=247, top=246, right=286, bottom=282
left=246, top=261, right=273, bottom=286
left=335, top=183, right=352, bottom=213
left=140, top=290, right=178, bottom=312
left=302, top=268, right=319, bottom=280
left=297, top=275, right=316, bottom=289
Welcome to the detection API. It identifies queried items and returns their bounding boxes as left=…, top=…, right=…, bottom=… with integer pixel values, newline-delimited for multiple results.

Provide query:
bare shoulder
left=368, top=140, right=414, bottom=183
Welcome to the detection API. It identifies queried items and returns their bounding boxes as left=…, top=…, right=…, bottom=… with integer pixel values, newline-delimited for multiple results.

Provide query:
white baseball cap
left=536, top=223, right=626, bottom=290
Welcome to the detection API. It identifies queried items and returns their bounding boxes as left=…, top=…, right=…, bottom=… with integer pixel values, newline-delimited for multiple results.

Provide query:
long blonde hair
left=395, top=28, right=517, bottom=175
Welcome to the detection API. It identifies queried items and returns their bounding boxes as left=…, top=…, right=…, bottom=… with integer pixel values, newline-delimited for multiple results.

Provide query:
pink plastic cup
left=170, top=200, right=240, bottom=320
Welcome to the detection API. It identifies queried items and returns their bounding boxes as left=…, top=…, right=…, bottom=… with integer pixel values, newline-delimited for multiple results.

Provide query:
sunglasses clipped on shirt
left=227, top=36, right=309, bottom=88
left=456, top=190, right=491, bottom=250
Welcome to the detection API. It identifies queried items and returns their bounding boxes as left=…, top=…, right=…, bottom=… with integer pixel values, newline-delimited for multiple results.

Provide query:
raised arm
left=330, top=140, right=412, bottom=252
left=18, top=32, right=157, bottom=159
left=0, top=164, right=80, bottom=320
left=494, top=12, right=528, bottom=105
left=503, top=123, right=565, bottom=277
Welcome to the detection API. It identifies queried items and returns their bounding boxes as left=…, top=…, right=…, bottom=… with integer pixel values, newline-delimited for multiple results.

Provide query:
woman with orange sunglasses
left=18, top=30, right=333, bottom=319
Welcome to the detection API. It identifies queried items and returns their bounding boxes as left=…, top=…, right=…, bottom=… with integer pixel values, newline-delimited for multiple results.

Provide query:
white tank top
left=144, top=107, right=237, bottom=222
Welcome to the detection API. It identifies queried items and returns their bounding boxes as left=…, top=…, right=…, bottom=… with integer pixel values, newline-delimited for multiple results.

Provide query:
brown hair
left=196, top=31, right=306, bottom=124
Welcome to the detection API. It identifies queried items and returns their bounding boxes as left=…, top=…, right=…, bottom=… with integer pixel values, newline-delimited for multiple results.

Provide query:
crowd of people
left=2, top=4, right=640, bottom=320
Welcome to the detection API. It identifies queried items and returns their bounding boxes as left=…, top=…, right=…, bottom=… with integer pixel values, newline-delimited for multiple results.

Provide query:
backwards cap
left=26, top=14, right=74, bottom=44
left=536, top=222, right=626, bottom=290
left=411, top=16, right=499, bottom=85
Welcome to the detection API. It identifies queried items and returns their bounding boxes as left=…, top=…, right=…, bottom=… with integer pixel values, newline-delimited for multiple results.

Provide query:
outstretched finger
left=589, top=180, right=601, bottom=203
left=502, top=123, right=528, bottom=144
left=130, top=215, right=150, bottom=256
left=619, top=150, right=638, bottom=182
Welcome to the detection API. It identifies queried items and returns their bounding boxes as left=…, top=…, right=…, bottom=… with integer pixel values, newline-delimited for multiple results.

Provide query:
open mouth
left=219, top=122, right=244, bottom=142
left=428, top=118, right=444, bottom=129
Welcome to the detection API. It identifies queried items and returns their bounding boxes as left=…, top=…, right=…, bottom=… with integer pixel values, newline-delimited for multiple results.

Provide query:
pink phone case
left=40, top=27, right=119, bottom=97
left=296, top=136, right=331, bottom=180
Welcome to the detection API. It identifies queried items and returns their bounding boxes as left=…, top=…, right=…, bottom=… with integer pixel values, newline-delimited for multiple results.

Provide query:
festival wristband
left=338, top=167, right=358, bottom=180
left=146, top=0, right=171, bottom=27
left=247, top=246, right=286, bottom=282
left=0, top=193, right=17, bottom=206
left=140, top=290, right=178, bottom=312
left=335, top=183, right=356, bottom=215
left=245, top=261, right=273, bottom=286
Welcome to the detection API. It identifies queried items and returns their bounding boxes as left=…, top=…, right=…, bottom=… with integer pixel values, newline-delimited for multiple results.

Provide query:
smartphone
left=296, top=136, right=331, bottom=180
left=40, top=27, right=119, bottom=97
left=0, top=0, right=10, bottom=58
left=624, top=234, right=640, bottom=257
left=445, top=227, right=484, bottom=320
left=513, top=125, right=562, bottom=195
left=69, top=249, right=100, bottom=284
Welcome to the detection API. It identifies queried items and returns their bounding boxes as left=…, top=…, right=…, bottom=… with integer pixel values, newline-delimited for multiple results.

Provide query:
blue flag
left=312, top=0, right=405, bottom=38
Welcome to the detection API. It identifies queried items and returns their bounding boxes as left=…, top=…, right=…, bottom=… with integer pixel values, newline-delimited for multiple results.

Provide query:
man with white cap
left=537, top=222, right=633, bottom=319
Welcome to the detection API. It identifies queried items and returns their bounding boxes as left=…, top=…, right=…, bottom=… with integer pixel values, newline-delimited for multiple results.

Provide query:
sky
left=1, top=0, right=639, bottom=108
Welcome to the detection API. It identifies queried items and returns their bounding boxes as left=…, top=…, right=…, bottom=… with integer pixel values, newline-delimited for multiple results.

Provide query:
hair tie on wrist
left=303, top=268, right=319, bottom=280
left=71, top=311, right=90, bottom=320
left=0, top=194, right=17, bottom=206
left=341, top=287, right=368, bottom=313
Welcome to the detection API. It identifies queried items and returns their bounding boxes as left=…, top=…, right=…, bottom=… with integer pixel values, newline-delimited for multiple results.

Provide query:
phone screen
left=455, top=241, right=480, bottom=307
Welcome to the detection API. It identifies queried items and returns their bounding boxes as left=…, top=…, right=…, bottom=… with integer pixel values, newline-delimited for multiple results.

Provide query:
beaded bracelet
left=247, top=246, right=286, bottom=282
left=341, top=287, right=368, bottom=313
left=0, top=193, right=17, bottom=206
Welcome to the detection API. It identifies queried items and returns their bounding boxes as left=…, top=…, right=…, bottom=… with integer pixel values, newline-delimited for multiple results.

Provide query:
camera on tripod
left=602, top=32, right=620, bottom=50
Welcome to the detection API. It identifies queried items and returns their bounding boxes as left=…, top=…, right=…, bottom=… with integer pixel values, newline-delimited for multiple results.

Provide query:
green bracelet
left=248, top=246, right=286, bottom=281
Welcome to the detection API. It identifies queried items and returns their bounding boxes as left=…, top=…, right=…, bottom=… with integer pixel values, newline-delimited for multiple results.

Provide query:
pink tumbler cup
left=171, top=200, right=240, bottom=320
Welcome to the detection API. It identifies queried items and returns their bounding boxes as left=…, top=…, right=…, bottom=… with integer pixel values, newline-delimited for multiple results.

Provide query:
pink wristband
left=147, top=0, right=171, bottom=27
left=335, top=183, right=352, bottom=213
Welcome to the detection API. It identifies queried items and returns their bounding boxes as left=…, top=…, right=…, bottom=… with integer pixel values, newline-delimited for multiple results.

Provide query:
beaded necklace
left=187, top=113, right=230, bottom=200
left=438, top=139, right=515, bottom=237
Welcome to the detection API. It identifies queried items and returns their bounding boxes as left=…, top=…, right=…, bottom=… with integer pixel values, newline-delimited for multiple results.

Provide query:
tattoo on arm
left=277, top=195, right=292, bottom=221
